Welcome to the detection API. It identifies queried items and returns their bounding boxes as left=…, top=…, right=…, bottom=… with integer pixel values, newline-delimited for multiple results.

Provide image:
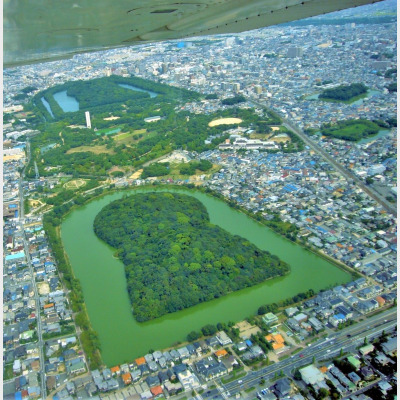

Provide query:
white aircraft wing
left=4, top=0, right=381, bottom=67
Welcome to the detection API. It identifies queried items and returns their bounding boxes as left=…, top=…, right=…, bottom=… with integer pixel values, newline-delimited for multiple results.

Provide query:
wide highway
left=209, top=308, right=396, bottom=398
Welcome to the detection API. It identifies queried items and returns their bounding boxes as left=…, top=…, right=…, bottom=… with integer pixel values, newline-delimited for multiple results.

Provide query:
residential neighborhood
left=3, top=2, right=397, bottom=400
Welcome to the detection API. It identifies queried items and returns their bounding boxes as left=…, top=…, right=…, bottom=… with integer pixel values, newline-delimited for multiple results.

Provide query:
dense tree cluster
left=386, top=82, right=397, bottom=93
left=141, top=163, right=170, bottom=178
left=94, top=193, right=290, bottom=321
left=32, top=75, right=200, bottom=121
left=221, top=95, right=246, bottom=105
left=67, top=79, right=150, bottom=109
left=257, top=289, right=315, bottom=315
left=179, top=160, right=212, bottom=175
left=320, top=119, right=380, bottom=141
left=319, top=83, right=368, bottom=101
left=384, top=68, right=397, bottom=78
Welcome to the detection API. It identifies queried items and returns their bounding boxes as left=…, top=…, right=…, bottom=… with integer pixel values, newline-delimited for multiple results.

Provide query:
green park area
left=23, top=75, right=286, bottom=179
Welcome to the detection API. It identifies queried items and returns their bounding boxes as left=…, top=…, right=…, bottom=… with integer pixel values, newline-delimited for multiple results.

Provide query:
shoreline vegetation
left=44, top=183, right=356, bottom=367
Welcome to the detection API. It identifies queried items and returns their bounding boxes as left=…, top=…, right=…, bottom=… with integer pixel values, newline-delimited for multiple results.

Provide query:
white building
left=177, top=370, right=200, bottom=391
left=367, top=164, right=386, bottom=176
left=300, top=365, right=325, bottom=385
left=85, top=111, right=91, bottom=129
left=216, top=331, right=232, bottom=346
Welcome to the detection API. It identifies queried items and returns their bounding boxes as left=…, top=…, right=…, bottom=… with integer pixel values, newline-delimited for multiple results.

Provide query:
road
left=19, top=138, right=47, bottom=399
left=210, top=309, right=396, bottom=398
left=19, top=139, right=30, bottom=221
left=248, top=99, right=396, bottom=216
left=22, top=238, right=47, bottom=399
left=282, top=119, right=397, bottom=217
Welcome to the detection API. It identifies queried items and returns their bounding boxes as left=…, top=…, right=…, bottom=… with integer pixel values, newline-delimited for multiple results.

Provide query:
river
left=61, top=187, right=351, bottom=366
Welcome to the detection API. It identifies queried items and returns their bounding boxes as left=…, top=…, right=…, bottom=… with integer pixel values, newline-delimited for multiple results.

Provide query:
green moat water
left=61, top=187, right=351, bottom=366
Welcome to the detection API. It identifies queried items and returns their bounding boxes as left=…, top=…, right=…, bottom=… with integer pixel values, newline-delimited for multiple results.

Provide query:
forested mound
left=318, top=83, right=367, bottom=102
left=321, top=119, right=380, bottom=141
left=94, top=192, right=290, bottom=321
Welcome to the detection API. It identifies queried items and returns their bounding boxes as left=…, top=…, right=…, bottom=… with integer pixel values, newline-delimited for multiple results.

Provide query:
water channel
left=118, top=83, right=158, bottom=98
left=40, top=97, right=54, bottom=118
left=358, top=129, right=391, bottom=145
left=61, top=187, right=352, bottom=366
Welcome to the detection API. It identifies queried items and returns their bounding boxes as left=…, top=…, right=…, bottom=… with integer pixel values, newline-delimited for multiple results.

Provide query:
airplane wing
left=4, top=0, right=381, bottom=68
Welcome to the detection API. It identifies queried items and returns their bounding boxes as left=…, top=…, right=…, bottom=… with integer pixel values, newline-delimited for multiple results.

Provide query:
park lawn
left=64, top=179, right=88, bottom=190
left=66, top=145, right=115, bottom=155
left=113, top=129, right=152, bottom=145
left=113, top=129, right=146, bottom=141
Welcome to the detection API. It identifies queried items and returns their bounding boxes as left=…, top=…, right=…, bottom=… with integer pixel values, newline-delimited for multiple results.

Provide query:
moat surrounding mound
left=93, top=192, right=290, bottom=321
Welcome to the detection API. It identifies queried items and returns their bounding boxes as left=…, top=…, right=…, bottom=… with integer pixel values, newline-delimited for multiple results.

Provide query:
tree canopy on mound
left=94, top=192, right=290, bottom=321
left=318, top=83, right=367, bottom=101
left=320, top=119, right=380, bottom=141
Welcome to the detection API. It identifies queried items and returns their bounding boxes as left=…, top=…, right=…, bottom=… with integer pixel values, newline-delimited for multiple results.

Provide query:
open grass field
left=270, top=134, right=291, bottom=143
left=64, top=179, right=87, bottom=190
left=113, top=129, right=155, bottom=146
left=66, top=145, right=114, bottom=155
left=208, top=117, right=243, bottom=127
left=113, top=129, right=147, bottom=141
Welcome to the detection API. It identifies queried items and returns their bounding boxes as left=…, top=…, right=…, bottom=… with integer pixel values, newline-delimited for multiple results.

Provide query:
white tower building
left=85, top=111, right=91, bottom=129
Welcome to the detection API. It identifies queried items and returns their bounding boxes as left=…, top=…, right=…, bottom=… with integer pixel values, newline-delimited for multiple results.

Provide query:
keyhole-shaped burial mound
left=94, top=192, right=290, bottom=321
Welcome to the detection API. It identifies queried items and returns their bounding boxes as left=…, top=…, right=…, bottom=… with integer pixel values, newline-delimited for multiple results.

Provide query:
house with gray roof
left=158, top=356, right=167, bottom=369
left=382, top=337, right=397, bottom=355
left=148, top=360, right=158, bottom=372
left=195, top=357, right=227, bottom=381
left=177, top=346, right=190, bottom=360
left=162, top=351, right=172, bottom=362
left=152, top=351, right=163, bottom=360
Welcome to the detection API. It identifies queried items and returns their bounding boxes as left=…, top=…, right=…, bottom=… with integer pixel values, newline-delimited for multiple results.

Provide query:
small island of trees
left=320, top=119, right=380, bottom=141
left=318, top=83, right=368, bottom=102
left=93, top=192, right=290, bottom=321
